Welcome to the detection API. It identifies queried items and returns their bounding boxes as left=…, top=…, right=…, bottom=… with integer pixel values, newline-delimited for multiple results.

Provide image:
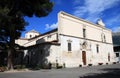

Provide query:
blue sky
left=22, top=0, right=120, bottom=37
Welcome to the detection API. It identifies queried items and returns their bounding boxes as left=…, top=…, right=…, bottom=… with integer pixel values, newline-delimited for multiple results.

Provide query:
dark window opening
left=30, top=35, right=32, bottom=38
left=116, top=53, right=119, bottom=57
left=83, top=29, right=86, bottom=38
left=104, top=35, right=106, bottom=42
left=68, top=43, right=71, bottom=51
left=48, top=35, right=51, bottom=38
left=96, top=45, right=99, bottom=53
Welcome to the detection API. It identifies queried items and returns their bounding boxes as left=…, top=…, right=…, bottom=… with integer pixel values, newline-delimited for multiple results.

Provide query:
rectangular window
left=96, top=45, right=99, bottom=53
left=47, top=35, right=51, bottom=39
left=68, top=43, right=71, bottom=51
left=30, top=35, right=32, bottom=38
left=83, top=29, right=86, bottom=38
left=116, top=53, right=119, bottom=57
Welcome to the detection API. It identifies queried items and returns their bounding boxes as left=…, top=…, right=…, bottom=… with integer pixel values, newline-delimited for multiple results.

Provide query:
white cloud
left=73, top=0, right=120, bottom=22
left=45, top=22, right=58, bottom=30
left=73, top=0, right=82, bottom=5
left=112, top=26, right=120, bottom=32
left=74, top=6, right=87, bottom=16
left=105, top=15, right=120, bottom=26
left=85, top=0, right=119, bottom=14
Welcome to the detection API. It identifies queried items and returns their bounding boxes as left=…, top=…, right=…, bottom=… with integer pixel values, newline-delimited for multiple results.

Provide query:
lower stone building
left=16, top=11, right=116, bottom=68
left=112, top=32, right=120, bottom=63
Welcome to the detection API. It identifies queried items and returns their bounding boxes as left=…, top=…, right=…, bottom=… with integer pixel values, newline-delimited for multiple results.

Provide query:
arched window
left=67, top=40, right=72, bottom=52
left=101, top=33, right=106, bottom=42
left=104, top=35, right=106, bottom=42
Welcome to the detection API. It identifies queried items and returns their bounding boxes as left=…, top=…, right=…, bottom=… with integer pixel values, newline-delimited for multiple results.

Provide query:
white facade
left=57, top=11, right=115, bottom=67
left=16, top=11, right=116, bottom=68
left=25, top=30, right=40, bottom=39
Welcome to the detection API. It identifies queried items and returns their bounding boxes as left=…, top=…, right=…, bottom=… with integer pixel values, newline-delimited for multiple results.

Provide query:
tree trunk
left=7, top=36, right=15, bottom=70
left=7, top=25, right=15, bottom=70
left=7, top=49, right=13, bottom=70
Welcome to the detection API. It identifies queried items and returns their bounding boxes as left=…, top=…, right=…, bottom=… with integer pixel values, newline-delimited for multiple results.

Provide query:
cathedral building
left=16, top=11, right=116, bottom=68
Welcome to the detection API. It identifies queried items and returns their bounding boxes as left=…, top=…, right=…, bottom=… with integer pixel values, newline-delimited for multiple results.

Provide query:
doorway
left=82, top=51, right=86, bottom=65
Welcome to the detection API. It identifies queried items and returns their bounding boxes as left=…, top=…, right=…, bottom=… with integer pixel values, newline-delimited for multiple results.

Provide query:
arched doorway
left=82, top=51, right=86, bottom=65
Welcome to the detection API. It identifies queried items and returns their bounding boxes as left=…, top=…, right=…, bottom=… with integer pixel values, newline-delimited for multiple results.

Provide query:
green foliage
left=14, top=65, right=26, bottom=70
left=0, top=0, right=53, bottom=17
left=0, top=0, right=53, bottom=41
left=0, top=66, right=7, bottom=72
left=0, top=0, right=53, bottom=70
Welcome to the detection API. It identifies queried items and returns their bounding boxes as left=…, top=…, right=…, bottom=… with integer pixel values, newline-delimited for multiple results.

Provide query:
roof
left=17, top=38, right=29, bottom=40
left=29, top=28, right=58, bottom=40
left=26, top=29, right=40, bottom=34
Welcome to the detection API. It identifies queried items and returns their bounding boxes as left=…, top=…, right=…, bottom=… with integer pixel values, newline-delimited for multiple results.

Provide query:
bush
left=88, top=64, right=92, bottom=66
left=0, top=66, right=6, bottom=72
left=14, top=65, right=26, bottom=70
left=98, top=63, right=103, bottom=65
left=106, top=63, right=108, bottom=65
left=79, top=64, right=82, bottom=67
left=55, top=63, right=63, bottom=69
left=113, top=62, right=116, bottom=64
left=56, top=66, right=63, bottom=69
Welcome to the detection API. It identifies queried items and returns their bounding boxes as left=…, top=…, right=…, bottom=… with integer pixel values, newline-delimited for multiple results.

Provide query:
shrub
left=79, top=64, right=82, bottom=67
left=88, top=64, right=92, bottom=66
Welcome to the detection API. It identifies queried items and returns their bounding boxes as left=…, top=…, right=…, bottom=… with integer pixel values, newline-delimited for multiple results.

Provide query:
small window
left=47, top=35, right=51, bottom=40
left=96, top=44, right=99, bottom=53
left=83, top=29, right=86, bottom=38
left=104, top=35, right=106, bottom=42
left=48, top=35, right=51, bottom=38
left=116, top=53, right=119, bottom=57
left=68, top=43, right=72, bottom=51
left=101, top=33, right=106, bottom=42
left=30, top=35, right=32, bottom=38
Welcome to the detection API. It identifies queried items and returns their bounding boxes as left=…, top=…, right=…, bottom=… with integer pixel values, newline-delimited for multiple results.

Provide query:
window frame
left=68, top=42, right=72, bottom=51
left=83, top=28, right=86, bottom=38
left=96, top=44, right=99, bottom=53
left=30, top=34, right=32, bottom=38
left=116, top=53, right=119, bottom=57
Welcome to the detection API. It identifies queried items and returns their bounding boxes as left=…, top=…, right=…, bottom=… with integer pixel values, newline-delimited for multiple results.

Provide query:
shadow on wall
left=79, top=68, right=120, bottom=78
left=36, top=38, right=45, bottom=44
left=0, top=45, right=25, bottom=67
left=13, top=51, right=24, bottom=66
left=0, top=52, right=7, bottom=66
left=25, top=38, right=51, bottom=69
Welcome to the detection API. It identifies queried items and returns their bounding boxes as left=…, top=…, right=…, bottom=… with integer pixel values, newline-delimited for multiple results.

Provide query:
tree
left=0, top=0, right=53, bottom=70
